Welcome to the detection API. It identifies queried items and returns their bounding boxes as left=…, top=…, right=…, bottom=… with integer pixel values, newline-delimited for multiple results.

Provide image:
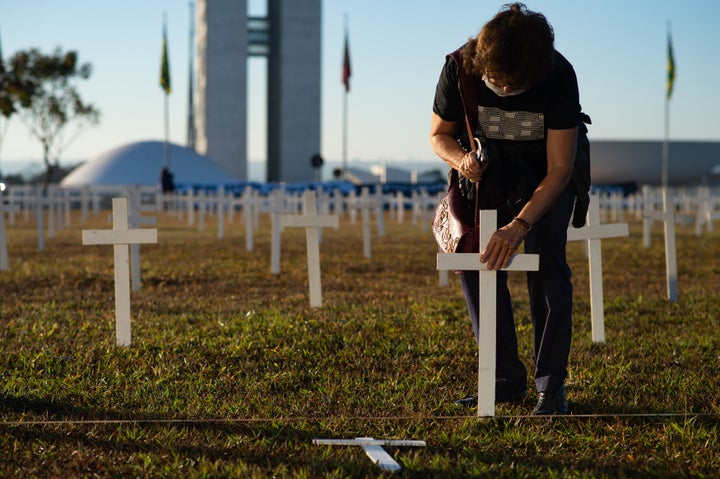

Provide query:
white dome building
left=61, top=140, right=235, bottom=187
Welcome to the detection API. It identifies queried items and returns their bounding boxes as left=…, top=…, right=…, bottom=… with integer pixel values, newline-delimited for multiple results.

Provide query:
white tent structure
left=61, top=140, right=235, bottom=187
left=590, top=140, right=720, bottom=186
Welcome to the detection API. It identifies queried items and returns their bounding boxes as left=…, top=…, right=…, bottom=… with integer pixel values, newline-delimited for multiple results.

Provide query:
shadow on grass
left=0, top=417, right=382, bottom=476
left=0, top=393, right=90, bottom=419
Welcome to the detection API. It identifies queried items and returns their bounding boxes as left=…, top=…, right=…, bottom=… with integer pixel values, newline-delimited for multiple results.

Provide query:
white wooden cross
left=127, top=192, right=158, bottom=292
left=331, top=188, right=345, bottom=219
left=78, top=185, right=89, bottom=222
left=22, top=185, right=34, bottom=223
left=642, top=187, right=679, bottom=301
left=29, top=195, right=47, bottom=252
left=566, top=194, right=629, bottom=343
left=269, top=188, right=291, bottom=274
left=238, top=188, right=263, bottom=251
left=350, top=187, right=382, bottom=259
left=62, top=188, right=72, bottom=228
left=313, top=437, right=426, bottom=473
left=215, top=187, right=227, bottom=240
left=1, top=200, right=21, bottom=271
left=369, top=187, right=385, bottom=237
left=393, top=191, right=405, bottom=223
left=280, top=190, right=339, bottom=307
left=196, top=190, right=207, bottom=231
left=361, top=199, right=373, bottom=259
left=5, top=188, right=20, bottom=225
left=694, top=186, right=720, bottom=236
left=82, top=197, right=157, bottom=346
left=186, top=189, right=196, bottom=227
left=413, top=189, right=434, bottom=232
left=46, top=189, right=56, bottom=239
left=437, top=210, right=539, bottom=417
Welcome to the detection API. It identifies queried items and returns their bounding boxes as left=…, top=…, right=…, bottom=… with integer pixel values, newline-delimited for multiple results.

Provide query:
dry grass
left=0, top=206, right=718, bottom=477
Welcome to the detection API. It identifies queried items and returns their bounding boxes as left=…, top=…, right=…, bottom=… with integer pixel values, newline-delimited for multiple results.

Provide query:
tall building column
left=267, top=0, right=322, bottom=183
left=194, top=0, right=248, bottom=180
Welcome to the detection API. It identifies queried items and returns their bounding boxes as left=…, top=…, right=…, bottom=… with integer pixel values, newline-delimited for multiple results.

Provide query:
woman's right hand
left=458, top=150, right=489, bottom=182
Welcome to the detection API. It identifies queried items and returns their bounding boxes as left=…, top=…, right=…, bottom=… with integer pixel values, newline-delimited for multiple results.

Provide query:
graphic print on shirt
left=476, top=106, right=545, bottom=141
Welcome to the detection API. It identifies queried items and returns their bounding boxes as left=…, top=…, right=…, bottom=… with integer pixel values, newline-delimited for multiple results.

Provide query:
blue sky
left=1, top=0, right=719, bottom=178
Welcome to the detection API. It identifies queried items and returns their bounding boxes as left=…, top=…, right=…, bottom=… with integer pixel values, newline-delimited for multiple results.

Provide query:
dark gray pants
left=459, top=186, right=574, bottom=394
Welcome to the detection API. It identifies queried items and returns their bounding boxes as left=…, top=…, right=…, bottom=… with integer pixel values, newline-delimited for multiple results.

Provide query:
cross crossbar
left=82, top=229, right=157, bottom=245
left=566, top=223, right=628, bottom=241
left=437, top=252, right=539, bottom=272
left=281, top=215, right=338, bottom=229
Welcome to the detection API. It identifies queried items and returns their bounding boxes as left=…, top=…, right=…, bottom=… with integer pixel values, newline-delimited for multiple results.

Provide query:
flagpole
left=662, top=95, right=669, bottom=187
left=164, top=99, right=170, bottom=168
left=661, top=21, right=678, bottom=302
left=342, top=85, right=348, bottom=171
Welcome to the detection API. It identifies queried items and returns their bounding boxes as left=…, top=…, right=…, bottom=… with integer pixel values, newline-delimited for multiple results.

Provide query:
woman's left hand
left=480, top=221, right=528, bottom=270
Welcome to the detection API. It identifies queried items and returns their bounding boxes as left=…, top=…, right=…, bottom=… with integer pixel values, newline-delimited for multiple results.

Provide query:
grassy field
left=0, top=205, right=718, bottom=478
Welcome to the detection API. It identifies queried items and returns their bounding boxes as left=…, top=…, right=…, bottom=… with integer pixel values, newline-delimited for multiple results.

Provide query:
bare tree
left=8, top=48, right=100, bottom=191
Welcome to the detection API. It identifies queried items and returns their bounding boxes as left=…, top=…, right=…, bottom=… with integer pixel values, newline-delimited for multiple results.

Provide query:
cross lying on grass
left=313, top=437, right=426, bottom=473
left=82, top=197, right=157, bottom=346
left=567, top=194, right=629, bottom=343
left=280, top=190, right=339, bottom=307
left=437, top=210, right=539, bottom=417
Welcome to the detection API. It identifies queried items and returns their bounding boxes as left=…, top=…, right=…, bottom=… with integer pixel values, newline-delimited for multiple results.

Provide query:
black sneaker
left=453, top=389, right=528, bottom=408
left=454, top=395, right=478, bottom=408
left=532, top=385, right=569, bottom=415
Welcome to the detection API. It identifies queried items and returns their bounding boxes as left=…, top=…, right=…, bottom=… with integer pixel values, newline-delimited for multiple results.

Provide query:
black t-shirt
left=432, top=48, right=580, bottom=211
left=433, top=49, right=580, bottom=136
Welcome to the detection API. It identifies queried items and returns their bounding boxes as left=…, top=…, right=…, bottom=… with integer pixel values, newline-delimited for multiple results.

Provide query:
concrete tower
left=194, top=0, right=247, bottom=180
left=266, top=0, right=322, bottom=183
left=186, top=1, right=196, bottom=149
left=194, top=0, right=322, bottom=183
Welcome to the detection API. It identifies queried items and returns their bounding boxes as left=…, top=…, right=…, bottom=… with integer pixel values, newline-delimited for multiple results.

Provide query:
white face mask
left=482, top=75, right=528, bottom=97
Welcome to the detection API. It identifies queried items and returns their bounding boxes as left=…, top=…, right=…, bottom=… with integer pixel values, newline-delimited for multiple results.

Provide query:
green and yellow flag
left=160, top=20, right=171, bottom=94
left=666, top=27, right=675, bottom=100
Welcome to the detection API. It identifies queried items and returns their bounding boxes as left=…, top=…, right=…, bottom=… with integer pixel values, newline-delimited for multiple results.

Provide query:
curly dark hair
left=461, top=3, right=555, bottom=88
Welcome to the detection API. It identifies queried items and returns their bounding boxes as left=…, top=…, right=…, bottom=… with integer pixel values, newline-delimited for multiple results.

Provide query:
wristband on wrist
left=513, top=216, right=532, bottom=232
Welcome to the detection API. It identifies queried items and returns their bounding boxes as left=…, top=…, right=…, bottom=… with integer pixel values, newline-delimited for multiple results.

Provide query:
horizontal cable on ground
left=0, top=412, right=717, bottom=427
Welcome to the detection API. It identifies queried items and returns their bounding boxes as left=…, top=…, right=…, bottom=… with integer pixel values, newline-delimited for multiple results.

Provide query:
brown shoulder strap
left=448, top=48, right=478, bottom=152
left=448, top=48, right=480, bottom=227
